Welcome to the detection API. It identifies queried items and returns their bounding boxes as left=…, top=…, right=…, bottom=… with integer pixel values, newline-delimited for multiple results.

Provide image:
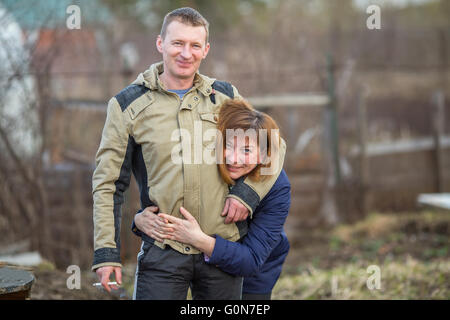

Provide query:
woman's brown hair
left=217, top=99, right=280, bottom=185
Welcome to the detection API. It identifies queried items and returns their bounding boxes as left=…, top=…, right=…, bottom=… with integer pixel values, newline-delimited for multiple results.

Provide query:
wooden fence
left=43, top=165, right=140, bottom=269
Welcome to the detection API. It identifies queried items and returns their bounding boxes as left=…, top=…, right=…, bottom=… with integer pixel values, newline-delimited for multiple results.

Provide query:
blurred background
left=0, top=0, right=448, bottom=299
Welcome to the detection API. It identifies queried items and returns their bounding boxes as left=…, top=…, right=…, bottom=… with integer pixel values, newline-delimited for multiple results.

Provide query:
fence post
left=358, top=85, right=369, bottom=216
left=73, top=168, right=89, bottom=268
left=326, top=53, right=341, bottom=185
left=319, top=53, right=340, bottom=225
left=432, top=91, right=445, bottom=193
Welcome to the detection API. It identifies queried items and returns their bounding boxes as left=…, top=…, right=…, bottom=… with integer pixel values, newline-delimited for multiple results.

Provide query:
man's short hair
left=160, top=7, right=210, bottom=43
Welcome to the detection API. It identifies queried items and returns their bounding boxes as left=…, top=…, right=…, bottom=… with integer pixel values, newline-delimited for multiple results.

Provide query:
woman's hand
left=134, top=206, right=170, bottom=242
left=159, top=207, right=211, bottom=251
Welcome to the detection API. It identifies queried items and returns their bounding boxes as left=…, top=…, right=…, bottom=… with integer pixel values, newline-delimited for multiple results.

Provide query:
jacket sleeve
left=227, top=137, right=286, bottom=218
left=208, top=177, right=291, bottom=276
left=91, top=97, right=134, bottom=271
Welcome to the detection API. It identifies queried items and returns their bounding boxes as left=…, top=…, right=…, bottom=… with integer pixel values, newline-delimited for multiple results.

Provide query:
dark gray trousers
left=133, top=240, right=243, bottom=300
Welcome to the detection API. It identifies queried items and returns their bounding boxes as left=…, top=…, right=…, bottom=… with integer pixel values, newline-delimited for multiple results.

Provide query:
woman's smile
left=227, top=165, right=243, bottom=172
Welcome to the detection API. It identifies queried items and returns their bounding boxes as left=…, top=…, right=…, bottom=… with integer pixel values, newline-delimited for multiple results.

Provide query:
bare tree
left=0, top=5, right=69, bottom=260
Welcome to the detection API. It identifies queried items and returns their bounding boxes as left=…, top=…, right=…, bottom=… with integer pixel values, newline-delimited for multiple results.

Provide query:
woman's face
left=225, top=136, right=259, bottom=180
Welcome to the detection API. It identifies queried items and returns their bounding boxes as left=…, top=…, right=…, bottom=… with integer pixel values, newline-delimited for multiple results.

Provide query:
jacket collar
left=132, top=61, right=215, bottom=97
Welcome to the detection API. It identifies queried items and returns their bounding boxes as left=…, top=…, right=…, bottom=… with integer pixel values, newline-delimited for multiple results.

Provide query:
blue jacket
left=207, top=169, right=291, bottom=294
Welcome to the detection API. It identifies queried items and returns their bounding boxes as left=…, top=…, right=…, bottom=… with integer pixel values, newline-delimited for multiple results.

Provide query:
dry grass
left=273, top=256, right=449, bottom=300
left=274, top=210, right=450, bottom=300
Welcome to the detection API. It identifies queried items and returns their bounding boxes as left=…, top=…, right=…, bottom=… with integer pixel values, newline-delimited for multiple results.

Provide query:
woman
left=135, top=99, right=291, bottom=300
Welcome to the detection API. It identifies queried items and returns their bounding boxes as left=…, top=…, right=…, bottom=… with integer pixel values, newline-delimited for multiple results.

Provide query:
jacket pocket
left=199, top=113, right=219, bottom=149
left=199, top=112, right=219, bottom=124
left=127, top=92, right=154, bottom=120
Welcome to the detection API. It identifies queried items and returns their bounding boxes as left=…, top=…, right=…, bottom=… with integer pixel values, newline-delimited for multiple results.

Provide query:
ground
left=26, top=210, right=450, bottom=300
left=272, top=210, right=450, bottom=299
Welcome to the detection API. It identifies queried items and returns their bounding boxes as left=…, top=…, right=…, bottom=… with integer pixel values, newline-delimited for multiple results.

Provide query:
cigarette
left=92, top=281, right=119, bottom=287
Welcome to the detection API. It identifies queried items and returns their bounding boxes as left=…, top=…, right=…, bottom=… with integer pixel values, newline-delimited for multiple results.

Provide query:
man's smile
left=176, top=60, right=192, bottom=67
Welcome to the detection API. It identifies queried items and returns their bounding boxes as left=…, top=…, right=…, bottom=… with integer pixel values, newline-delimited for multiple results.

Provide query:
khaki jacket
left=92, top=62, right=286, bottom=270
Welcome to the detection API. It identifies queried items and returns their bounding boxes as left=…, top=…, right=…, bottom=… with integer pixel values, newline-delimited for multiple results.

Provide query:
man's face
left=156, top=20, right=210, bottom=82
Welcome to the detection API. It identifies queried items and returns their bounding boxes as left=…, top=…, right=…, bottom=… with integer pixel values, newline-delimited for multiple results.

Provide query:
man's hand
left=134, top=206, right=169, bottom=242
left=221, top=197, right=249, bottom=224
left=95, top=266, right=122, bottom=293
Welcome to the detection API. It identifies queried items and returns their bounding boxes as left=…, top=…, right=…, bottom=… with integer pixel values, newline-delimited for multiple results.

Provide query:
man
left=92, top=7, right=285, bottom=300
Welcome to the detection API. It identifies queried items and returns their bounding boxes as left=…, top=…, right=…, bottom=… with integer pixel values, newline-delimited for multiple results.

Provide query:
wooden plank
left=417, top=193, right=450, bottom=210
left=286, top=153, right=324, bottom=173
left=369, top=173, right=436, bottom=189
left=289, top=176, right=325, bottom=194
left=86, top=94, right=330, bottom=111
left=248, top=93, right=329, bottom=109
left=0, top=252, right=42, bottom=267
left=349, top=135, right=450, bottom=157
left=366, top=152, right=439, bottom=179
left=369, top=190, right=424, bottom=211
